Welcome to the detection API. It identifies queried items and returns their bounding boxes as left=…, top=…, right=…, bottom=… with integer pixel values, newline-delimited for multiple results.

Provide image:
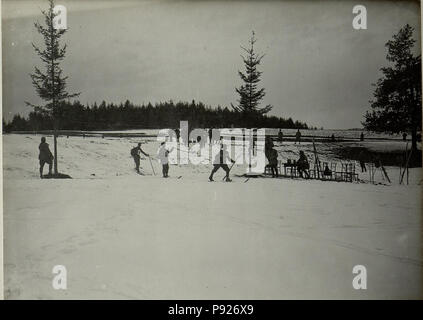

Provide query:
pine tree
left=26, top=0, right=80, bottom=175
left=363, top=24, right=421, bottom=151
left=231, top=31, right=272, bottom=127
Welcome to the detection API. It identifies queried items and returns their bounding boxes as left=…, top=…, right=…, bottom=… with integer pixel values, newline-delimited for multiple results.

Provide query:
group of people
left=130, top=142, right=174, bottom=178
left=130, top=140, right=235, bottom=181
left=277, top=129, right=302, bottom=144
left=37, top=131, right=307, bottom=181
left=265, top=135, right=310, bottom=179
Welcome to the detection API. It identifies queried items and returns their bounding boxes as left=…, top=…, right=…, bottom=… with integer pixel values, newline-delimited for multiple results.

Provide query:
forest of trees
left=3, top=99, right=309, bottom=133
left=363, top=24, right=421, bottom=151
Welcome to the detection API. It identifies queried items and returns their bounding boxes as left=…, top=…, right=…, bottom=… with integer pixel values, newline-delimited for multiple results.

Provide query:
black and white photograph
left=1, top=0, right=422, bottom=300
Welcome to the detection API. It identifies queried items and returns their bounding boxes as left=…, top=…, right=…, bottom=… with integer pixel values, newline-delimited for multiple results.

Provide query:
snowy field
left=3, top=133, right=422, bottom=299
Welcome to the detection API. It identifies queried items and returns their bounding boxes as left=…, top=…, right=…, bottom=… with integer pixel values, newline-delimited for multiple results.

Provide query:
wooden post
left=400, top=147, right=413, bottom=185
left=312, top=138, right=320, bottom=179
left=53, top=130, right=58, bottom=174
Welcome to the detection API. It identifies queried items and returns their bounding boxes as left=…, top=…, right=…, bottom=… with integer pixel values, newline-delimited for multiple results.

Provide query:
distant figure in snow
left=278, top=129, right=283, bottom=143
left=209, top=144, right=235, bottom=182
left=265, top=135, right=274, bottom=162
left=358, top=149, right=367, bottom=172
left=268, top=148, right=279, bottom=178
left=297, top=150, right=309, bottom=178
left=157, top=142, right=174, bottom=178
left=360, top=132, right=364, bottom=141
left=131, top=142, right=149, bottom=174
left=402, top=132, right=407, bottom=141
left=295, top=129, right=302, bottom=144
left=39, top=137, right=53, bottom=178
left=175, top=128, right=180, bottom=143
left=331, top=134, right=336, bottom=142
left=208, top=128, right=213, bottom=144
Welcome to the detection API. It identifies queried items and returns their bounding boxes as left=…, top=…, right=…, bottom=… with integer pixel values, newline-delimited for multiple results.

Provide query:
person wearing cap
left=130, top=142, right=149, bottom=174
left=157, top=142, right=174, bottom=178
left=39, top=136, right=53, bottom=178
left=209, top=144, right=235, bottom=182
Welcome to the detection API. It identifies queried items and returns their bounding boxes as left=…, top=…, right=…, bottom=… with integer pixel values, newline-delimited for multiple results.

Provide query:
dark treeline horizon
left=3, top=99, right=310, bottom=133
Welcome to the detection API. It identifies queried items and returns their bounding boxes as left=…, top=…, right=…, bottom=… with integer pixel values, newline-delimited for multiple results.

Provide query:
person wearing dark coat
left=209, top=144, right=235, bottom=182
left=402, top=132, right=407, bottom=141
left=295, top=129, right=301, bottom=144
left=278, top=129, right=283, bottom=143
left=39, top=137, right=53, bottom=178
left=268, top=148, right=279, bottom=178
left=297, top=150, right=310, bottom=178
left=131, top=143, right=149, bottom=174
left=265, top=136, right=274, bottom=162
left=358, top=149, right=367, bottom=172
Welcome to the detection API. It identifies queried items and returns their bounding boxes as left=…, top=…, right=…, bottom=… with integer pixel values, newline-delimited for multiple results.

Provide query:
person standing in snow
left=402, top=132, right=407, bottom=141
left=157, top=142, right=174, bottom=178
left=268, top=148, right=279, bottom=178
left=131, top=142, right=149, bottom=174
left=175, top=128, right=180, bottom=144
left=278, top=129, right=283, bottom=143
left=265, top=135, right=274, bottom=161
left=358, top=149, right=367, bottom=172
left=38, top=136, right=53, bottom=178
left=209, top=144, right=235, bottom=182
left=295, top=129, right=302, bottom=145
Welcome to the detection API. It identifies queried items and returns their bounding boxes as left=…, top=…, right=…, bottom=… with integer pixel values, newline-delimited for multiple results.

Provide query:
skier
left=209, top=144, right=235, bottom=182
left=157, top=142, right=174, bottom=178
left=295, top=129, right=302, bottom=145
left=39, top=136, right=53, bottom=178
left=131, top=142, right=149, bottom=174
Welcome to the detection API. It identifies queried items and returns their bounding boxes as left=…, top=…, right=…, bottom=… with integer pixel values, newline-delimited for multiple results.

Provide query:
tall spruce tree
left=231, top=31, right=272, bottom=127
left=363, top=24, right=421, bottom=151
left=26, top=0, right=80, bottom=175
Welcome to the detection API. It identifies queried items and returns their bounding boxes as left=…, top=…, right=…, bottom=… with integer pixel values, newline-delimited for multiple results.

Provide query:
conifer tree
left=26, top=0, right=80, bottom=175
left=231, top=31, right=272, bottom=127
left=363, top=24, right=421, bottom=151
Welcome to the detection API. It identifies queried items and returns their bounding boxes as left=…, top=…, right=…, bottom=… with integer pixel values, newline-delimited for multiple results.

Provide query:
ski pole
left=221, top=154, right=241, bottom=181
left=221, top=161, right=237, bottom=181
left=148, top=156, right=156, bottom=176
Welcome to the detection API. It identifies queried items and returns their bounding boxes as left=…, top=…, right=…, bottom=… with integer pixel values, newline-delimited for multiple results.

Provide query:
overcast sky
left=2, top=0, right=421, bottom=128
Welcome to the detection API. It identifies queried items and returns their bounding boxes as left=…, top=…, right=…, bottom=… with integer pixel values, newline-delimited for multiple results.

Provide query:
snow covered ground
left=3, top=134, right=422, bottom=299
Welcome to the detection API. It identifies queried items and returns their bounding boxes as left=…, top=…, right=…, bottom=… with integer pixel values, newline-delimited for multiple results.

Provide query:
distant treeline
left=3, top=100, right=309, bottom=132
